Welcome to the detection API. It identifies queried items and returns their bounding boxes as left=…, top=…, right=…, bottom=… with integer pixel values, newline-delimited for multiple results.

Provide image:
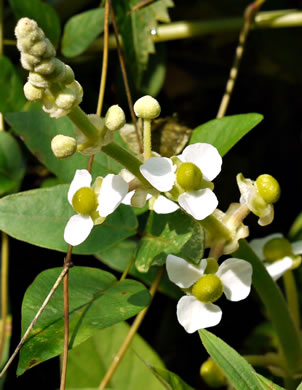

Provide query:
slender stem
left=0, top=267, right=69, bottom=378
left=131, top=0, right=155, bottom=12
left=96, top=0, right=110, bottom=117
left=0, top=0, right=4, bottom=132
left=0, top=233, right=9, bottom=366
left=60, top=245, right=73, bottom=390
left=98, top=267, right=164, bottom=390
left=120, top=250, right=137, bottom=281
left=217, top=1, right=263, bottom=118
left=109, top=0, right=143, bottom=153
left=283, top=270, right=300, bottom=331
left=234, top=240, right=302, bottom=376
left=244, top=353, right=283, bottom=368
left=143, top=119, right=152, bottom=161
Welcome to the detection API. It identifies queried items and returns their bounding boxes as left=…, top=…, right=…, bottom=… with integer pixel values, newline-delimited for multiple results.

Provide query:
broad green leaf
left=297, top=381, right=302, bottom=390
left=5, top=111, right=122, bottom=182
left=66, top=321, right=165, bottom=390
left=145, top=365, right=194, bottom=390
left=96, top=240, right=181, bottom=299
left=199, top=329, right=265, bottom=390
left=256, top=374, right=285, bottom=390
left=288, top=212, right=302, bottom=241
left=135, top=210, right=204, bottom=273
left=17, top=267, right=150, bottom=375
left=189, top=113, right=263, bottom=157
left=62, top=8, right=105, bottom=57
left=139, top=45, right=166, bottom=96
left=0, top=185, right=137, bottom=254
left=0, top=56, right=27, bottom=113
left=0, top=131, right=25, bottom=196
left=115, top=0, right=173, bottom=86
left=9, top=0, right=61, bottom=47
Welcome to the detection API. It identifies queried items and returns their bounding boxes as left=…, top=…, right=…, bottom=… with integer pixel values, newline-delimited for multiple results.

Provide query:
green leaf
left=189, top=113, right=263, bottom=157
left=297, top=381, right=302, bottom=390
left=96, top=240, right=181, bottom=299
left=288, top=212, right=302, bottom=241
left=0, top=56, right=27, bottom=113
left=17, top=266, right=150, bottom=375
left=144, top=365, right=194, bottom=390
left=198, top=329, right=265, bottom=390
left=115, top=0, right=173, bottom=86
left=0, top=185, right=137, bottom=254
left=139, top=45, right=166, bottom=96
left=66, top=321, right=165, bottom=390
left=9, top=0, right=61, bottom=47
left=5, top=111, right=122, bottom=182
left=0, top=132, right=25, bottom=196
left=256, top=374, right=285, bottom=390
left=135, top=210, right=204, bottom=273
left=62, top=8, right=105, bottom=57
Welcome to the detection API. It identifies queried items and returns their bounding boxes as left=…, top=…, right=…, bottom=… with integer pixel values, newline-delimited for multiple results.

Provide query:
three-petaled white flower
left=166, top=255, right=252, bottom=333
left=249, top=233, right=302, bottom=280
left=64, top=169, right=128, bottom=246
left=139, top=143, right=222, bottom=220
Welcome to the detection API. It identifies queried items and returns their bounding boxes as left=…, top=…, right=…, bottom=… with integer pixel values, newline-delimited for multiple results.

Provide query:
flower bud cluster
left=15, top=18, right=83, bottom=118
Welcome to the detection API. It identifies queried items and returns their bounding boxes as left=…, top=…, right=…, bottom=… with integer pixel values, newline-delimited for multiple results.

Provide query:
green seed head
left=192, top=274, right=223, bottom=303
left=176, top=162, right=203, bottom=191
left=200, top=359, right=226, bottom=388
left=256, top=174, right=280, bottom=204
left=263, top=237, right=293, bottom=263
left=72, top=187, right=97, bottom=215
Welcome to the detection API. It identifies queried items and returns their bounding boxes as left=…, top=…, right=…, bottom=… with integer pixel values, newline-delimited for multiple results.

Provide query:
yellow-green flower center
left=191, top=274, right=223, bottom=303
left=263, top=237, right=293, bottom=263
left=72, top=187, right=97, bottom=215
left=256, top=174, right=280, bottom=204
left=176, top=162, right=203, bottom=191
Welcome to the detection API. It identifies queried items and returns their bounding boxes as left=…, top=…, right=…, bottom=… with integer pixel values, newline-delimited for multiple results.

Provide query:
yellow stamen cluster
left=72, top=187, right=97, bottom=215
left=192, top=274, right=223, bottom=303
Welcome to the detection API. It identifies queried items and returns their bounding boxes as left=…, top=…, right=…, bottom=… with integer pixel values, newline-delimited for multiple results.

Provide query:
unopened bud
left=24, top=82, right=44, bottom=101
left=105, top=105, right=126, bottom=131
left=55, top=89, right=76, bottom=110
left=51, top=135, right=77, bottom=159
left=134, top=95, right=161, bottom=120
left=34, top=57, right=59, bottom=75
left=200, top=359, right=226, bottom=388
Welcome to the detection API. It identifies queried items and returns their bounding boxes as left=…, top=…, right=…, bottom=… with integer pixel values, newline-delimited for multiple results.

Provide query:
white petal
left=67, top=169, right=92, bottom=205
left=153, top=196, right=179, bottom=214
left=265, top=257, right=294, bottom=281
left=292, top=240, right=302, bottom=255
left=64, top=214, right=93, bottom=246
left=122, top=190, right=134, bottom=206
left=178, top=188, right=218, bottom=220
left=249, top=233, right=283, bottom=260
left=97, top=174, right=129, bottom=217
left=180, top=143, right=222, bottom=181
left=176, top=295, right=222, bottom=333
left=166, top=255, right=206, bottom=288
left=140, top=157, right=176, bottom=192
left=217, top=258, right=252, bottom=302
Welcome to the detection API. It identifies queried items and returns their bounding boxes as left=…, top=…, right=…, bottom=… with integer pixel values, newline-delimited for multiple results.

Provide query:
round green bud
left=51, top=135, right=77, bottom=159
left=192, top=274, right=223, bottom=303
left=72, top=187, right=97, bottom=215
left=133, top=95, right=161, bottom=120
left=263, top=237, right=293, bottom=263
left=105, top=105, right=126, bottom=131
left=200, top=359, right=226, bottom=388
left=256, top=174, right=280, bottom=204
left=205, top=258, right=219, bottom=274
left=176, top=162, right=203, bottom=191
left=24, top=82, right=44, bottom=101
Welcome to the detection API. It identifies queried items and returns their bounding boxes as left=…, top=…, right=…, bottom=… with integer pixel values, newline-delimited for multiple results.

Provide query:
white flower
left=249, top=234, right=302, bottom=280
left=166, top=255, right=252, bottom=333
left=140, top=143, right=222, bottom=220
left=64, top=169, right=128, bottom=246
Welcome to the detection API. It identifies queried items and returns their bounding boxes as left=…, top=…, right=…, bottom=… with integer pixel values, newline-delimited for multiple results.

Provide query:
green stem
left=234, top=240, right=302, bottom=376
left=68, top=106, right=99, bottom=139
left=143, top=119, right=152, bottom=161
left=0, top=232, right=9, bottom=367
left=283, top=270, right=300, bottom=331
left=244, top=353, right=282, bottom=368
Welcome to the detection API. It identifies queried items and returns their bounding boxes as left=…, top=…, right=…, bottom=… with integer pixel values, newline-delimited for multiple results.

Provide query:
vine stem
left=0, top=266, right=70, bottom=379
left=109, top=0, right=143, bottom=153
left=283, top=270, right=300, bottom=331
left=216, top=0, right=264, bottom=118
left=0, top=233, right=9, bottom=367
left=98, top=267, right=164, bottom=390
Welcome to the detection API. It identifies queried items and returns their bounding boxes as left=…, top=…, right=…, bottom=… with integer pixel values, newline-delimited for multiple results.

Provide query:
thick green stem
left=234, top=240, right=302, bottom=376
left=283, top=270, right=300, bottom=331
left=68, top=106, right=99, bottom=139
